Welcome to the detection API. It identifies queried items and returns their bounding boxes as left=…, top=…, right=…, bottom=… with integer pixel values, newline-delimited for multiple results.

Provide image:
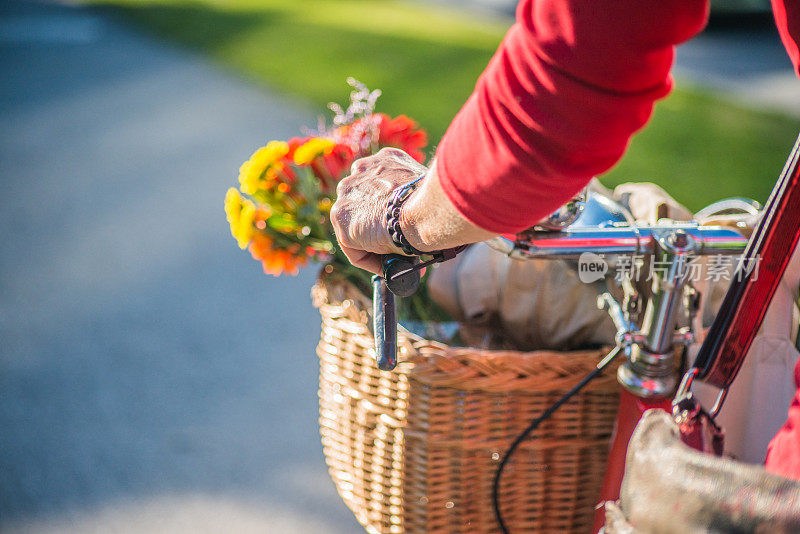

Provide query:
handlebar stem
left=618, top=230, right=696, bottom=398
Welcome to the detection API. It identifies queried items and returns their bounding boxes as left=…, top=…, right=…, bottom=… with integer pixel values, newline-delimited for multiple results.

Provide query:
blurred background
left=1, top=0, right=798, bottom=532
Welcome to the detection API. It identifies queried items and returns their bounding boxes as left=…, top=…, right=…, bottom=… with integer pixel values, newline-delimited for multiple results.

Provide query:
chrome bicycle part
left=694, top=197, right=761, bottom=221
left=486, top=223, right=747, bottom=260
left=485, top=190, right=753, bottom=399
left=534, top=188, right=587, bottom=230
left=618, top=229, right=697, bottom=396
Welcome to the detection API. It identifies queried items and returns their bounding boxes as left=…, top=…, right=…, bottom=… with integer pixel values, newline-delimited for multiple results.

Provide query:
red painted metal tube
left=695, top=133, right=800, bottom=388
left=592, top=390, right=673, bottom=532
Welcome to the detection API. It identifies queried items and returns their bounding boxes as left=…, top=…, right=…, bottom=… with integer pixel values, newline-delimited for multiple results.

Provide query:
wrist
left=386, top=174, right=427, bottom=255
left=398, top=180, right=430, bottom=253
left=400, top=159, right=499, bottom=251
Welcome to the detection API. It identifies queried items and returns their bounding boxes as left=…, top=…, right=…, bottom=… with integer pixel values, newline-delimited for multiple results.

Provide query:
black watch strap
left=386, top=174, right=426, bottom=256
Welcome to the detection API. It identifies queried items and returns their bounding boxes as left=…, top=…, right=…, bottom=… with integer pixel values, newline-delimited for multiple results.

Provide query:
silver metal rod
left=642, top=252, right=690, bottom=354
left=485, top=224, right=747, bottom=259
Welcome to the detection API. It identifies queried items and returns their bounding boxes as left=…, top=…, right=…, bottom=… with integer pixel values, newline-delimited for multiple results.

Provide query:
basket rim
left=313, top=273, right=621, bottom=392
left=314, top=272, right=611, bottom=355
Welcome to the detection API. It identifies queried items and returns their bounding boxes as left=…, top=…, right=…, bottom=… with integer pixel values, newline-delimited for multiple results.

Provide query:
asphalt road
left=0, top=1, right=361, bottom=532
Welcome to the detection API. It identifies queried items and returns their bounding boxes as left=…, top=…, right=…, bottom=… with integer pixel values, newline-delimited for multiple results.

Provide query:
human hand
left=331, top=147, right=425, bottom=274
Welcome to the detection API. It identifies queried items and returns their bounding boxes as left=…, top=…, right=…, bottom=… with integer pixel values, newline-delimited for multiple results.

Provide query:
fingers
left=335, top=176, right=351, bottom=199
left=339, top=244, right=383, bottom=275
left=329, top=200, right=344, bottom=239
left=340, top=240, right=427, bottom=280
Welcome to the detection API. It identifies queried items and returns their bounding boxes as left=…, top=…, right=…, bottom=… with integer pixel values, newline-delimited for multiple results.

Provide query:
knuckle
left=350, top=156, right=371, bottom=174
left=353, top=154, right=378, bottom=169
left=336, top=177, right=350, bottom=197
left=379, top=147, right=409, bottom=161
left=377, top=147, right=402, bottom=156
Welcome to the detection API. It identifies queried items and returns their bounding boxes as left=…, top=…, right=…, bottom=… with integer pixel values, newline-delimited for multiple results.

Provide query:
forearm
left=401, top=160, right=498, bottom=252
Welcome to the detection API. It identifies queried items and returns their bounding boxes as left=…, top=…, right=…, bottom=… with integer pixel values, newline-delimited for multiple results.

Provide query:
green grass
left=86, top=0, right=800, bottom=211
left=601, top=88, right=799, bottom=211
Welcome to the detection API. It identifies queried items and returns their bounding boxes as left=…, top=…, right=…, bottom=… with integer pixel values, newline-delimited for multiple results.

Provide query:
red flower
left=322, top=142, right=355, bottom=181
left=375, top=113, right=428, bottom=163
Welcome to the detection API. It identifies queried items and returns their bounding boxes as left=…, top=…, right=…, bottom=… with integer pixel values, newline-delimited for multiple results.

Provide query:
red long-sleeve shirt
left=435, top=0, right=800, bottom=476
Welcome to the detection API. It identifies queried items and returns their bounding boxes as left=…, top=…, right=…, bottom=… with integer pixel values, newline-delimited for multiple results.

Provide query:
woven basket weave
left=313, top=276, right=621, bottom=533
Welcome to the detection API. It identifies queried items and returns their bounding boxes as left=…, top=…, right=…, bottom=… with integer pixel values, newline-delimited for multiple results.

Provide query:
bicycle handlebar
left=372, top=194, right=752, bottom=372
left=486, top=223, right=749, bottom=260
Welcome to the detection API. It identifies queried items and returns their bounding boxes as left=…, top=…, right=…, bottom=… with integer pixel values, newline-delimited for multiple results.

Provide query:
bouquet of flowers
left=224, top=79, right=435, bottom=312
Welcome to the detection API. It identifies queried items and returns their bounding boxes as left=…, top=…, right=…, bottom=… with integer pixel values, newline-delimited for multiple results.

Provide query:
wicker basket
left=313, top=276, right=621, bottom=534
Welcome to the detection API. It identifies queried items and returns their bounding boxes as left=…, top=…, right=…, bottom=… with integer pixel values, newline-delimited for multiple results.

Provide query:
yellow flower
left=225, top=188, right=256, bottom=249
left=238, top=141, right=289, bottom=194
left=293, top=138, right=335, bottom=166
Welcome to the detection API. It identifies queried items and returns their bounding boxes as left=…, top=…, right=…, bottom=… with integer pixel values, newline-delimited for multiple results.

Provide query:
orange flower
left=254, top=206, right=271, bottom=229
left=309, top=141, right=354, bottom=192
left=286, top=136, right=309, bottom=161
left=248, top=233, right=307, bottom=276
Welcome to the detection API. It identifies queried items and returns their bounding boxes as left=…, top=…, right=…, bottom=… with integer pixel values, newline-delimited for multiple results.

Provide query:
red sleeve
left=435, top=0, right=708, bottom=234
left=765, top=360, right=800, bottom=479
left=772, top=0, right=800, bottom=75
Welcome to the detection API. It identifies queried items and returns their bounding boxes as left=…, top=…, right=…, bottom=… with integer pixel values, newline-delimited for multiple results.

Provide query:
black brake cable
left=492, top=345, right=622, bottom=534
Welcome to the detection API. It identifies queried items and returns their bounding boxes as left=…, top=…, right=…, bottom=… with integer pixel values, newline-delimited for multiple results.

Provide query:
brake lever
left=384, top=246, right=466, bottom=292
